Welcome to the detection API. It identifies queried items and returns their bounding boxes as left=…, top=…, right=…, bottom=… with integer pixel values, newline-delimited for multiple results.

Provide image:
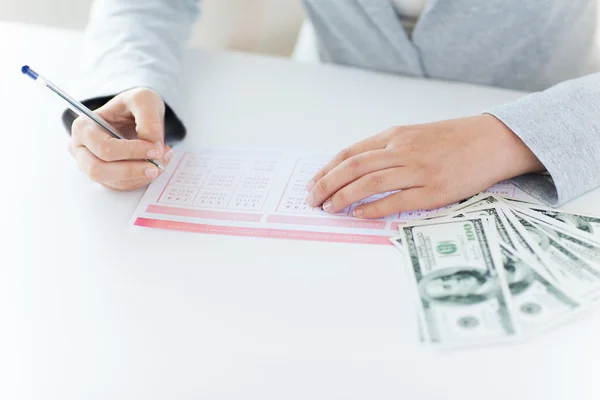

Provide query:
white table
left=3, top=21, right=600, bottom=400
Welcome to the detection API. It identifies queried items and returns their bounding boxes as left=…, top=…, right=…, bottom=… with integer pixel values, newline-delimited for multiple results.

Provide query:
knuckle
left=396, top=138, right=418, bottom=154
left=124, top=164, right=138, bottom=180
left=413, top=159, right=428, bottom=172
left=131, top=87, right=151, bottom=101
left=126, top=143, right=138, bottom=159
left=96, top=143, right=114, bottom=161
left=315, top=179, right=329, bottom=195
left=334, top=190, right=349, bottom=206
left=131, top=88, right=163, bottom=109
left=337, top=147, right=353, bottom=162
left=86, top=159, right=103, bottom=182
left=368, top=173, right=385, bottom=188
left=416, top=159, right=438, bottom=179
left=71, top=116, right=86, bottom=130
left=381, top=126, right=399, bottom=139
left=346, top=156, right=362, bottom=173
left=431, top=180, right=450, bottom=200
left=137, top=120, right=162, bottom=137
left=409, top=165, right=427, bottom=184
left=71, top=117, right=89, bottom=138
left=428, top=163, right=442, bottom=177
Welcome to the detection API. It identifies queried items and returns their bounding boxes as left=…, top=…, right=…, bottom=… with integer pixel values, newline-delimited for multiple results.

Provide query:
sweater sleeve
left=62, top=0, right=199, bottom=142
left=485, top=72, right=600, bottom=206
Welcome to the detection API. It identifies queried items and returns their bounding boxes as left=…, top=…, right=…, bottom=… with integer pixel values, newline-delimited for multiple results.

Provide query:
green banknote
left=506, top=211, right=600, bottom=303
left=498, top=242, right=580, bottom=336
left=401, top=217, right=517, bottom=346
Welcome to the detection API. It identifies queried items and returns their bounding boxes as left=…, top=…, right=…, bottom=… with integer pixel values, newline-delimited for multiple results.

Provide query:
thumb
left=126, top=88, right=166, bottom=156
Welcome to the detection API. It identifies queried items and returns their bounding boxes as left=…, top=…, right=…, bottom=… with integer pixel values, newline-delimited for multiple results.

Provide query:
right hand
left=68, top=87, right=174, bottom=190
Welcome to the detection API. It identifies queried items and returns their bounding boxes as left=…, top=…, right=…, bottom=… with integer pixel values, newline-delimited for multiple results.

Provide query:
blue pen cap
left=21, top=65, right=39, bottom=80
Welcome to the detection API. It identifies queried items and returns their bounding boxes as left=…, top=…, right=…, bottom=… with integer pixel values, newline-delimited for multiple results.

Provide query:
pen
left=20, top=65, right=168, bottom=173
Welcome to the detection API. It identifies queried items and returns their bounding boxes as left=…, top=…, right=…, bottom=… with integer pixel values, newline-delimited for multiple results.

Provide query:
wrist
left=480, top=114, right=545, bottom=180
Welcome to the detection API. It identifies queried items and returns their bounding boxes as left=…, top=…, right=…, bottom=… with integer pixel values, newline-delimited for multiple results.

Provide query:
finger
left=308, top=133, right=389, bottom=189
left=122, top=89, right=166, bottom=153
left=163, top=145, right=174, bottom=166
left=106, top=149, right=173, bottom=190
left=149, top=145, right=174, bottom=172
left=92, top=92, right=130, bottom=121
left=72, top=145, right=163, bottom=184
left=323, top=167, right=422, bottom=214
left=71, top=116, right=164, bottom=162
left=307, top=149, right=401, bottom=207
left=352, top=187, right=430, bottom=219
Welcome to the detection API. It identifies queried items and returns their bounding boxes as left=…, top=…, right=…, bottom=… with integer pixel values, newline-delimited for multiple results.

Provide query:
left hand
left=305, top=115, right=544, bottom=218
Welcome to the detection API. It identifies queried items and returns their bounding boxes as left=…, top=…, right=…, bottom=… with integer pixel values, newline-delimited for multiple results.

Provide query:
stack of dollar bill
left=391, top=193, right=600, bottom=347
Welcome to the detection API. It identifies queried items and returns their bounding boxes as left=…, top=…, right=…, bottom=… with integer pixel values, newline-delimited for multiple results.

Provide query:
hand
left=68, top=87, right=173, bottom=190
left=306, top=115, right=544, bottom=218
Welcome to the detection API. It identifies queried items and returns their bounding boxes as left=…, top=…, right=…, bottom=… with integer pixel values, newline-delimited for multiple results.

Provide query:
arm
left=304, top=72, right=600, bottom=217
left=64, top=0, right=199, bottom=143
left=304, top=69, right=600, bottom=217
left=65, top=0, right=199, bottom=191
left=485, top=72, right=600, bottom=206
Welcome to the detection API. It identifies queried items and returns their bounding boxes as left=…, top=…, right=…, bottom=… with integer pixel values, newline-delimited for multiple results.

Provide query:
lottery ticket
left=131, top=148, right=531, bottom=244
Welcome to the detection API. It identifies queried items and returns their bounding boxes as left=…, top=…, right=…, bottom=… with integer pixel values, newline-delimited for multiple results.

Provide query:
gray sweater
left=76, top=0, right=600, bottom=206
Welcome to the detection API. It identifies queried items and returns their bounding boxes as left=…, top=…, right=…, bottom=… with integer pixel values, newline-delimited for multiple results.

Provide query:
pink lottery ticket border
left=134, top=217, right=392, bottom=245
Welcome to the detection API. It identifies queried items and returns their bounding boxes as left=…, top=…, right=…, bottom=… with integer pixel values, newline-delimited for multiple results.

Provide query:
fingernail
left=164, top=149, right=173, bottom=163
left=147, top=149, right=159, bottom=159
left=306, top=180, right=315, bottom=191
left=305, top=193, right=314, bottom=206
left=353, top=208, right=364, bottom=218
left=145, top=168, right=158, bottom=179
left=323, top=199, right=332, bottom=213
left=154, top=141, right=164, bottom=158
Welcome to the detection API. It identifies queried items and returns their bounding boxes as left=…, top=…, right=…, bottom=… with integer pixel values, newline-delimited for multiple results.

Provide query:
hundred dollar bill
left=390, top=234, right=428, bottom=342
left=449, top=206, right=570, bottom=291
left=505, top=210, right=600, bottom=303
left=447, top=206, right=552, bottom=279
left=451, top=205, right=521, bottom=252
left=400, top=217, right=518, bottom=346
left=496, top=207, right=563, bottom=282
left=456, top=194, right=502, bottom=211
left=452, top=191, right=539, bottom=214
left=514, top=208, right=600, bottom=266
left=420, top=193, right=507, bottom=224
left=509, top=201, right=600, bottom=239
left=406, top=194, right=501, bottom=226
left=452, top=190, right=540, bottom=214
left=498, top=243, right=580, bottom=336
left=418, top=193, right=499, bottom=222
